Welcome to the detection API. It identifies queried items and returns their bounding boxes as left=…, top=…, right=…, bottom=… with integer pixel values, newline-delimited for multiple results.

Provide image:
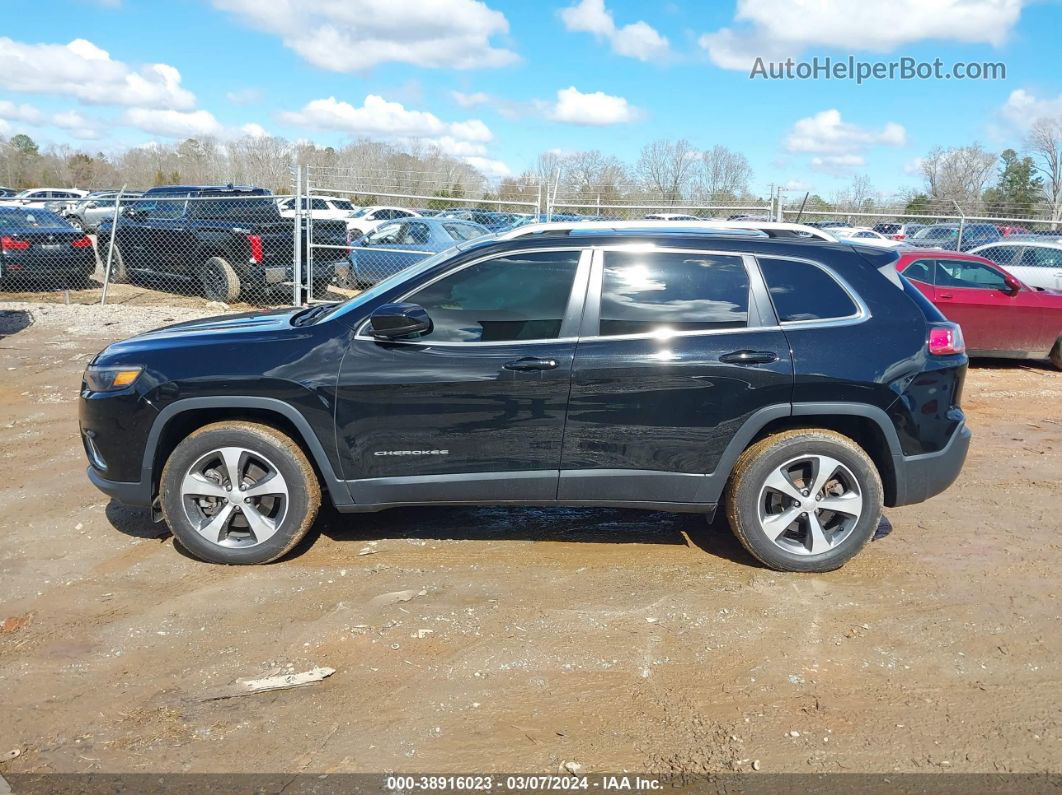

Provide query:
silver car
left=64, top=191, right=141, bottom=232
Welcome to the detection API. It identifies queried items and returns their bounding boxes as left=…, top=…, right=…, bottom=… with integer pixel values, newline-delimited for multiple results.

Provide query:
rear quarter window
left=759, top=257, right=859, bottom=323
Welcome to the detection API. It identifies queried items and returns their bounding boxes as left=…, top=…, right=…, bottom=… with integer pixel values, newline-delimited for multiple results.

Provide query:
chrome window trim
left=755, top=254, right=871, bottom=329
left=353, top=246, right=592, bottom=347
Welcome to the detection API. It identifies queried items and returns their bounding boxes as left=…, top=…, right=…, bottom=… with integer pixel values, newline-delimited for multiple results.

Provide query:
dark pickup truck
left=96, top=185, right=349, bottom=302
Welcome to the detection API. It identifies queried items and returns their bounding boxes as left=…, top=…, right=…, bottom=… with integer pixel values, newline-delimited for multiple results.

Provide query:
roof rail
left=499, top=219, right=837, bottom=241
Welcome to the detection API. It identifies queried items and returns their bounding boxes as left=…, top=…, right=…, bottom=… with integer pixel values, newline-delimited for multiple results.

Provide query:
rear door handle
left=719, top=350, right=779, bottom=365
left=504, top=357, right=558, bottom=371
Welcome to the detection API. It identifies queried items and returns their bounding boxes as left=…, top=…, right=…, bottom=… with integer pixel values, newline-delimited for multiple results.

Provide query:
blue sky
left=3, top=0, right=1061, bottom=197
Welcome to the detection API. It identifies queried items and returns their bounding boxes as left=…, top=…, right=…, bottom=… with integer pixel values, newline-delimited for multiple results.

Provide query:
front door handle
left=938, top=293, right=954, bottom=300
left=719, top=350, right=779, bottom=365
left=504, top=357, right=558, bottom=371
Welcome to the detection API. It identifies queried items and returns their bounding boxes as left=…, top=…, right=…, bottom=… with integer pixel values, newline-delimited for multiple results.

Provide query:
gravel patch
left=0, top=301, right=219, bottom=338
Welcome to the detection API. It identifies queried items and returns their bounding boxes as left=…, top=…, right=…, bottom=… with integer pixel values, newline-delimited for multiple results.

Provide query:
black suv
left=79, top=228, right=971, bottom=572
left=96, top=185, right=349, bottom=302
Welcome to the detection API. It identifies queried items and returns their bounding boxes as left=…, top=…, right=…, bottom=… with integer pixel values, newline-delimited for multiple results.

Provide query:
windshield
left=0, top=208, right=68, bottom=229
left=349, top=207, right=372, bottom=218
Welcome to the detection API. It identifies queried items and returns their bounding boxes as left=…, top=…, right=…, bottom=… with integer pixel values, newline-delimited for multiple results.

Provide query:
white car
left=345, top=205, right=421, bottom=239
left=830, top=227, right=905, bottom=248
left=0, top=188, right=88, bottom=209
left=644, top=213, right=704, bottom=221
left=969, top=239, right=1062, bottom=291
left=278, top=198, right=421, bottom=240
left=277, top=195, right=358, bottom=222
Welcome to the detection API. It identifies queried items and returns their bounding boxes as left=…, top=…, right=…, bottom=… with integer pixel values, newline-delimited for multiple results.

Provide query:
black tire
left=724, top=429, right=884, bottom=572
left=107, top=242, right=129, bottom=284
left=160, top=421, right=321, bottom=564
left=1050, top=336, right=1062, bottom=371
left=201, top=256, right=241, bottom=302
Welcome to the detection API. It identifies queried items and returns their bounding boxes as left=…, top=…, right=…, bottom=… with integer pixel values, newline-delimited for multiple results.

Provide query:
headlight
left=84, top=365, right=142, bottom=392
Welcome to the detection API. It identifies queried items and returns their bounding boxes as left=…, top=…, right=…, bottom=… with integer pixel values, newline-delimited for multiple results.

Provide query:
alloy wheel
left=757, top=454, right=863, bottom=556
left=179, top=446, right=289, bottom=548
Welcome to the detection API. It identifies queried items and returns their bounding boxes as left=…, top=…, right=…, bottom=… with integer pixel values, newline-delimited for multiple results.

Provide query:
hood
left=95, top=306, right=302, bottom=364
left=142, top=306, right=298, bottom=337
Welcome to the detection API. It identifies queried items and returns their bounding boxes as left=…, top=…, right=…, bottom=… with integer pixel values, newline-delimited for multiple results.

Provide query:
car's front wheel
left=160, top=421, right=321, bottom=564
left=724, top=429, right=883, bottom=572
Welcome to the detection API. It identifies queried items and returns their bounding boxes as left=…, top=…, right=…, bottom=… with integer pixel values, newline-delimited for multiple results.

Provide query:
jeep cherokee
left=79, top=228, right=971, bottom=572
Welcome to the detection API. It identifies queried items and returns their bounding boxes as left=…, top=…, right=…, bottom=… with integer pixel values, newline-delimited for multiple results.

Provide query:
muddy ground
left=0, top=303, right=1059, bottom=777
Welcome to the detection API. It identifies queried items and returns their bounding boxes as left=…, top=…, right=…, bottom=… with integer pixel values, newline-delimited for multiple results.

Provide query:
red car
left=896, top=250, right=1062, bottom=369
left=996, top=225, right=1030, bottom=236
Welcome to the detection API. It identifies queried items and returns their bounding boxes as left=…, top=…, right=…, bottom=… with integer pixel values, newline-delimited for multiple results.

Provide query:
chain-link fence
left=300, top=164, right=540, bottom=295
left=7, top=169, right=1062, bottom=312
left=0, top=187, right=356, bottom=309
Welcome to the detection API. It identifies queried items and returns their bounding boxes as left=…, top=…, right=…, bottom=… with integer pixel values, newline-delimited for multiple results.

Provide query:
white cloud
left=560, top=0, right=669, bottom=62
left=213, top=0, right=518, bottom=71
left=451, top=91, right=492, bottom=108
left=280, top=95, right=493, bottom=142
left=0, top=100, right=103, bottom=140
left=463, top=156, right=511, bottom=179
left=786, top=109, right=906, bottom=154
left=904, top=157, right=925, bottom=175
left=700, top=0, right=1026, bottom=70
left=124, top=108, right=223, bottom=138
left=548, top=86, right=638, bottom=125
left=999, top=88, right=1062, bottom=130
left=0, top=37, right=195, bottom=109
left=240, top=122, right=269, bottom=138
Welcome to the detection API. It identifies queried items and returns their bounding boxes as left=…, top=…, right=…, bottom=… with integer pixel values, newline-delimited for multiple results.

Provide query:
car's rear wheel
left=106, top=242, right=129, bottom=284
left=201, top=256, right=241, bottom=303
left=724, top=429, right=883, bottom=572
left=160, top=421, right=321, bottom=564
left=1049, top=335, right=1062, bottom=371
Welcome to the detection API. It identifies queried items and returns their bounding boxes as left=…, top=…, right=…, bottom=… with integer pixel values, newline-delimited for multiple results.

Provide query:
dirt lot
left=0, top=302, right=1060, bottom=777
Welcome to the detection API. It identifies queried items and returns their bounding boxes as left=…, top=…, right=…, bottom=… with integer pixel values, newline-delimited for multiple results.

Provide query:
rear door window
left=598, top=250, right=750, bottom=336
left=1019, top=246, right=1062, bottom=267
left=759, top=257, right=859, bottom=322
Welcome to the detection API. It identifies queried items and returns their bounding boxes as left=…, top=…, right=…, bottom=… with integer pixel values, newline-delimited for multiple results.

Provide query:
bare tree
left=1026, top=117, right=1062, bottom=225
left=636, top=138, right=698, bottom=205
left=696, top=145, right=751, bottom=201
left=920, top=144, right=997, bottom=207
left=561, top=149, right=628, bottom=205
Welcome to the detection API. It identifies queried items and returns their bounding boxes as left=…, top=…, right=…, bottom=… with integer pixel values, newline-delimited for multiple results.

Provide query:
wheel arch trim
left=142, top=396, right=352, bottom=508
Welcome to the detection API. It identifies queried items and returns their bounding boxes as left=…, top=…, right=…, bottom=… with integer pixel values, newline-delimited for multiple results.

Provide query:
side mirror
left=1002, top=275, right=1021, bottom=295
left=369, top=303, right=431, bottom=340
left=359, top=237, right=369, bottom=246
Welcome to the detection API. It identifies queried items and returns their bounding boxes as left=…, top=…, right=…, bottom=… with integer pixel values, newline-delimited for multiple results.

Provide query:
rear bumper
left=245, top=259, right=347, bottom=289
left=892, top=421, right=971, bottom=506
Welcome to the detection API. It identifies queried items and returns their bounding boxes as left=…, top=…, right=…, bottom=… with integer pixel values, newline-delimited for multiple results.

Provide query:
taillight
left=892, top=234, right=905, bottom=240
left=247, top=234, right=264, bottom=264
left=928, top=323, right=965, bottom=356
left=1, top=236, right=30, bottom=251
left=71, top=236, right=92, bottom=248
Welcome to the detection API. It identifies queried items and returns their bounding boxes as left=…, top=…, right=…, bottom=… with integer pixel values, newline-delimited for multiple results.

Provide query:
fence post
left=306, top=171, right=314, bottom=303
left=953, top=200, right=966, bottom=251
left=293, top=165, right=303, bottom=307
left=99, top=185, right=126, bottom=306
